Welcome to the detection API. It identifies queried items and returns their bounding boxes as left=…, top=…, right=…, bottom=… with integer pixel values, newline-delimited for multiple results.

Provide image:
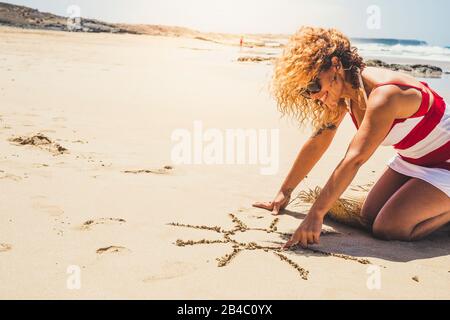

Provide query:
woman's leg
left=372, top=178, right=450, bottom=241
left=360, top=167, right=411, bottom=227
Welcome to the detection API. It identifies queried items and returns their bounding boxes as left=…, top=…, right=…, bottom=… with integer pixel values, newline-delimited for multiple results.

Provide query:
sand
left=0, top=26, right=449, bottom=299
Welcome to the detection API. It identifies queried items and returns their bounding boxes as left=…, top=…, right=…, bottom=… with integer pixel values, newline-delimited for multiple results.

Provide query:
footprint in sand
left=8, top=133, right=68, bottom=155
left=122, top=165, right=173, bottom=175
left=238, top=208, right=264, bottom=219
left=0, top=243, right=12, bottom=252
left=32, top=202, right=64, bottom=216
left=143, top=261, right=197, bottom=282
left=80, top=218, right=126, bottom=230
left=0, top=171, right=22, bottom=181
left=179, top=46, right=213, bottom=51
left=96, top=246, right=131, bottom=255
left=32, top=163, right=49, bottom=168
left=39, top=129, right=56, bottom=134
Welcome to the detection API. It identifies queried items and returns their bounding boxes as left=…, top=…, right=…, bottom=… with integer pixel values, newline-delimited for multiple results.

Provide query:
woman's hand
left=282, top=212, right=323, bottom=249
left=252, top=190, right=292, bottom=215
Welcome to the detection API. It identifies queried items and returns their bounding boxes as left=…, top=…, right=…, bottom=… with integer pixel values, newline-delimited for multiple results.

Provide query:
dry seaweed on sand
left=294, top=186, right=369, bottom=230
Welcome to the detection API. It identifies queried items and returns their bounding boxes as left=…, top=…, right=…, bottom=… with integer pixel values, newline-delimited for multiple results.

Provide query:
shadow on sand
left=273, top=208, right=450, bottom=263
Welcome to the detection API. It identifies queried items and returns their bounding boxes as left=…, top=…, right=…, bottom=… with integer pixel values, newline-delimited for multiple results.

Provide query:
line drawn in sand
left=79, top=218, right=126, bottom=230
left=122, top=165, right=173, bottom=175
left=96, top=245, right=131, bottom=255
left=169, top=214, right=372, bottom=280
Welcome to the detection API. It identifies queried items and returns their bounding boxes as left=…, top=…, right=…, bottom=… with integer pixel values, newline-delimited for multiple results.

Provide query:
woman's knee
left=359, top=203, right=378, bottom=227
left=372, top=218, right=412, bottom=241
left=371, top=220, right=393, bottom=240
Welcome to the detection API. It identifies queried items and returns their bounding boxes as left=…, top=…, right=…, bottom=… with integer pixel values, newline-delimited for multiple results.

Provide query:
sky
left=2, top=0, right=450, bottom=46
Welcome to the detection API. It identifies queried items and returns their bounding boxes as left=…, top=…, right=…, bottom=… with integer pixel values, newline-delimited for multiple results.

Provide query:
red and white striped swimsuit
left=348, top=81, right=450, bottom=197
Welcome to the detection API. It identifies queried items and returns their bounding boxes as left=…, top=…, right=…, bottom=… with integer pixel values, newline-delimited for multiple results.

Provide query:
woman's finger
left=312, top=233, right=320, bottom=245
left=298, top=234, right=308, bottom=248
left=282, top=232, right=299, bottom=250
left=281, top=240, right=291, bottom=250
left=252, top=201, right=273, bottom=210
left=306, top=233, right=315, bottom=245
left=282, top=237, right=296, bottom=250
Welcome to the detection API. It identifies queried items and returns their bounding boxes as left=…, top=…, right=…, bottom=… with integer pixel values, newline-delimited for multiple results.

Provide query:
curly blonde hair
left=272, top=26, right=366, bottom=131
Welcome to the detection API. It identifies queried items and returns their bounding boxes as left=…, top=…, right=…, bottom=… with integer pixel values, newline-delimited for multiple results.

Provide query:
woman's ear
left=331, top=56, right=341, bottom=70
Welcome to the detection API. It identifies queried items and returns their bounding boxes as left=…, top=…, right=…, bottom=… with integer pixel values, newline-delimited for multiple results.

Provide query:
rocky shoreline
left=0, top=2, right=131, bottom=33
left=365, top=59, right=446, bottom=78
left=236, top=55, right=447, bottom=78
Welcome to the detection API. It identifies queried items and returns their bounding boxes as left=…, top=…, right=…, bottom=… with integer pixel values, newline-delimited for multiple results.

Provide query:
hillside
left=0, top=2, right=286, bottom=47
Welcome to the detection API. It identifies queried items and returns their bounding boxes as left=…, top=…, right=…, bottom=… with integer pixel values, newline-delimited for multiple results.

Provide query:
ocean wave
left=354, top=42, right=450, bottom=62
left=352, top=38, right=428, bottom=46
left=274, top=37, right=450, bottom=63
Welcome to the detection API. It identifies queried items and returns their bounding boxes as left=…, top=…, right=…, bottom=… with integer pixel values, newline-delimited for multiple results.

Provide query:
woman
left=253, top=27, right=450, bottom=249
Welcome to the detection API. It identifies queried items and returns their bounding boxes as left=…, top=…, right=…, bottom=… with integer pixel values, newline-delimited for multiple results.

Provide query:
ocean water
left=351, top=39, right=450, bottom=95
left=351, top=38, right=450, bottom=63
left=233, top=36, right=450, bottom=97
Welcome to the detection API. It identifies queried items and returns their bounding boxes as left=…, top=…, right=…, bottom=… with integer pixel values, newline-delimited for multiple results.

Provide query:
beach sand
left=0, top=27, right=449, bottom=299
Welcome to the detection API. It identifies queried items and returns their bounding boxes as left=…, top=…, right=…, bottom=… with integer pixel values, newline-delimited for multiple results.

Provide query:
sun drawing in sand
left=168, top=213, right=372, bottom=280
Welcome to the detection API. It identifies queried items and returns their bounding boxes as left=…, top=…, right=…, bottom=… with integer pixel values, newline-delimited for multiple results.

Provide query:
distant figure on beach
left=253, top=27, right=450, bottom=248
left=240, top=36, right=243, bottom=48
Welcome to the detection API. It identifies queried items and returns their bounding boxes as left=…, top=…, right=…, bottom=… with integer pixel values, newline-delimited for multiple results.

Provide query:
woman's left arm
left=283, top=89, right=398, bottom=249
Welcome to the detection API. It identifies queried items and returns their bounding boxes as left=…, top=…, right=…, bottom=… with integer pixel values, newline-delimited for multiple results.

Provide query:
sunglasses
left=299, top=77, right=322, bottom=99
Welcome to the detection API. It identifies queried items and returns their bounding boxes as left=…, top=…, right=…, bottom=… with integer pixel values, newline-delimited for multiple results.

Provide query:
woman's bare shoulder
left=363, top=67, right=424, bottom=118
left=363, top=66, right=424, bottom=89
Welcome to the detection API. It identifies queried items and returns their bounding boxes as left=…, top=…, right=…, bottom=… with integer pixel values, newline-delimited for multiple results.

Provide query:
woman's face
left=308, top=60, right=345, bottom=108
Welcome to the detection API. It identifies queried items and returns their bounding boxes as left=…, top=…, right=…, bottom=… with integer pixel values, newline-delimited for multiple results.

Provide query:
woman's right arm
left=253, top=110, right=347, bottom=215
